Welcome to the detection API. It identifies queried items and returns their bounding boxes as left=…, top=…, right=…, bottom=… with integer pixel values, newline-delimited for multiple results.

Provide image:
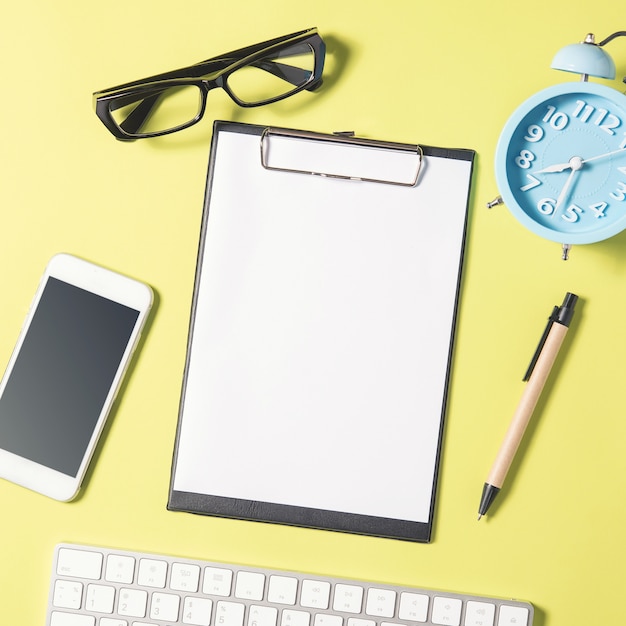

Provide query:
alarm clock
left=490, top=31, right=626, bottom=259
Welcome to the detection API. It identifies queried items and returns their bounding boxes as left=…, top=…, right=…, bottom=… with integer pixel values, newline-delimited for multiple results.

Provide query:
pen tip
left=477, top=514, right=482, bottom=521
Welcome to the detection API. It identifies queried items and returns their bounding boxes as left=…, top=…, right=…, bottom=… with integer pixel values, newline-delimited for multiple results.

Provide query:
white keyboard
left=46, top=543, right=534, bottom=626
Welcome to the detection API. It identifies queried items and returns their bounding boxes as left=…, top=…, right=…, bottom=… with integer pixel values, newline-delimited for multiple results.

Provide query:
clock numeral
left=515, top=149, right=535, bottom=169
left=610, top=181, right=626, bottom=202
left=589, top=202, right=608, bottom=218
left=520, top=174, right=541, bottom=192
left=543, top=106, right=569, bottom=130
left=573, top=100, right=594, bottom=123
left=537, top=197, right=556, bottom=216
left=523, top=124, right=544, bottom=143
left=573, top=99, right=621, bottom=136
left=562, top=204, right=583, bottom=223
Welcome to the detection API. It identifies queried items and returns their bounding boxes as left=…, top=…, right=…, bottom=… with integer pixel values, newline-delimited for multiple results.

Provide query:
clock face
left=495, top=82, right=626, bottom=244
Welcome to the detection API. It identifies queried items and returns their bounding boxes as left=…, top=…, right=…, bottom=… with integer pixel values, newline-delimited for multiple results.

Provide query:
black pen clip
left=523, top=306, right=559, bottom=381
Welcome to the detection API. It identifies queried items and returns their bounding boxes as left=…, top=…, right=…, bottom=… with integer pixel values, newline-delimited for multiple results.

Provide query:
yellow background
left=1, top=1, right=625, bottom=624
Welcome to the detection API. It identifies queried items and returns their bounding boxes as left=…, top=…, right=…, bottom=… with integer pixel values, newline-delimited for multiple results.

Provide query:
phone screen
left=0, top=277, right=140, bottom=477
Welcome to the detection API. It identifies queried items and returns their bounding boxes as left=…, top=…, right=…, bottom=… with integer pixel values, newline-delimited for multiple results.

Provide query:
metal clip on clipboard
left=260, top=127, right=424, bottom=187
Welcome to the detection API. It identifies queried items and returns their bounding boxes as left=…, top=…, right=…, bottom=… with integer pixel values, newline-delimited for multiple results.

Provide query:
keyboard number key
left=53, top=580, right=83, bottom=609
left=313, top=615, right=342, bottom=626
left=85, top=583, right=115, bottom=613
left=216, top=600, right=246, bottom=626
left=333, top=584, right=364, bottom=614
left=464, top=601, right=495, bottom=626
left=118, top=587, right=148, bottom=618
left=183, top=597, right=213, bottom=625
left=431, top=596, right=462, bottom=626
left=249, top=604, right=279, bottom=626
left=497, top=605, right=529, bottom=626
left=365, top=588, right=396, bottom=618
left=301, top=580, right=330, bottom=609
left=281, top=609, right=311, bottom=626
left=398, top=592, right=428, bottom=622
left=150, top=591, right=181, bottom=622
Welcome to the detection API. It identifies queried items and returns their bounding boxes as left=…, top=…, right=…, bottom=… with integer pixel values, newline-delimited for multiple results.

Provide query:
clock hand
left=534, top=162, right=572, bottom=174
left=581, top=147, right=626, bottom=165
left=554, top=169, right=577, bottom=213
left=536, top=147, right=626, bottom=175
left=554, top=157, right=583, bottom=213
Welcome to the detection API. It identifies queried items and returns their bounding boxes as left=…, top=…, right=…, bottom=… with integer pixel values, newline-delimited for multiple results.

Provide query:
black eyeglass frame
left=93, top=28, right=325, bottom=141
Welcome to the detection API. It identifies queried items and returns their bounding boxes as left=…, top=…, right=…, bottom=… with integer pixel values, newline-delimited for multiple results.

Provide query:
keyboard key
left=432, top=596, right=463, bottom=626
left=235, top=571, right=266, bottom=600
left=138, top=558, right=168, bottom=588
left=100, top=619, right=128, bottom=626
left=464, top=600, right=495, bottom=626
left=249, top=604, right=279, bottom=626
left=347, top=618, right=375, bottom=626
left=216, top=600, right=246, bottom=626
left=57, top=548, right=103, bottom=580
left=300, top=579, right=330, bottom=609
left=105, top=554, right=135, bottom=584
left=85, top=583, right=115, bottom=613
left=333, top=583, right=364, bottom=613
left=53, top=580, right=83, bottom=609
left=497, top=605, right=529, bottom=626
left=150, top=591, right=181, bottom=621
left=183, top=596, right=212, bottom=626
left=365, top=588, right=396, bottom=618
left=281, top=608, right=311, bottom=626
left=171, top=562, right=201, bottom=592
left=398, top=591, right=429, bottom=622
left=313, top=614, right=343, bottom=626
left=204, top=566, right=234, bottom=596
left=268, top=575, right=299, bottom=604
left=118, top=588, right=148, bottom=617
left=50, top=612, right=95, bottom=626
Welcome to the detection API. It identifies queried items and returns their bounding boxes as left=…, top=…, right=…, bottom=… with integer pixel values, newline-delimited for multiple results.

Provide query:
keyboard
left=46, top=543, right=534, bottom=626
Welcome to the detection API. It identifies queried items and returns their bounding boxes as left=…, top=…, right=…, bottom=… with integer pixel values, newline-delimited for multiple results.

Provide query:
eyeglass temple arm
left=118, top=93, right=163, bottom=135
left=102, top=29, right=319, bottom=90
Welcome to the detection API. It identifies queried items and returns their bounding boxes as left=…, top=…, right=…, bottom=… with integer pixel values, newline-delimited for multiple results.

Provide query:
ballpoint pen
left=477, top=292, right=579, bottom=520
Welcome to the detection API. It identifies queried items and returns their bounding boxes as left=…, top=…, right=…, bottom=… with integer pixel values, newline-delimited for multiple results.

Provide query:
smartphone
left=0, top=253, right=153, bottom=501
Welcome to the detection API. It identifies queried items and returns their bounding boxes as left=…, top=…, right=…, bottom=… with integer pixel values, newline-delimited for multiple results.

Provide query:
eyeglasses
left=93, top=28, right=325, bottom=141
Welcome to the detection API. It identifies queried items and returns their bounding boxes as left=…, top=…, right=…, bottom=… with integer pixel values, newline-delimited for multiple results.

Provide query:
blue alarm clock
left=491, top=31, right=626, bottom=259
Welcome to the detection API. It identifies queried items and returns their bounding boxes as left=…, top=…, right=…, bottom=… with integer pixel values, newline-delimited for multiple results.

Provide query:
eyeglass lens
left=109, top=85, right=204, bottom=137
left=106, top=41, right=316, bottom=137
left=227, top=42, right=316, bottom=104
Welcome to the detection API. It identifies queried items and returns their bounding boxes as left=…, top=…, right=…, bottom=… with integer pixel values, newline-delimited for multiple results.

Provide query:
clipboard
left=168, top=121, right=475, bottom=542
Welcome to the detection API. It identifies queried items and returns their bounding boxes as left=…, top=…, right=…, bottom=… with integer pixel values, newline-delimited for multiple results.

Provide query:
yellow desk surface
left=1, top=2, right=625, bottom=624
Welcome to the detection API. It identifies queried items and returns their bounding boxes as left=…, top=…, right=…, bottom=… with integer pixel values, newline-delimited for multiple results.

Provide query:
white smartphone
left=0, top=253, right=153, bottom=501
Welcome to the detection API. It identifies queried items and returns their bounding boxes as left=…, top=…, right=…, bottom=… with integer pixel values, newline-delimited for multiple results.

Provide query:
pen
left=477, top=292, right=578, bottom=520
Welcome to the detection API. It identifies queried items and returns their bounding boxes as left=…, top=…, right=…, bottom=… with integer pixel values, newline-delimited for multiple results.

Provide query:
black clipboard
left=168, top=121, right=475, bottom=542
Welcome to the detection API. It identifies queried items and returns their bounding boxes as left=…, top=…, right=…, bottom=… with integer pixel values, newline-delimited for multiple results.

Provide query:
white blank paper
left=171, top=123, right=474, bottom=540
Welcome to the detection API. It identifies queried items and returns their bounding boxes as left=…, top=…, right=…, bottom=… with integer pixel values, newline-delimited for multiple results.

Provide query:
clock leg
left=487, top=196, right=503, bottom=208
left=561, top=244, right=572, bottom=260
